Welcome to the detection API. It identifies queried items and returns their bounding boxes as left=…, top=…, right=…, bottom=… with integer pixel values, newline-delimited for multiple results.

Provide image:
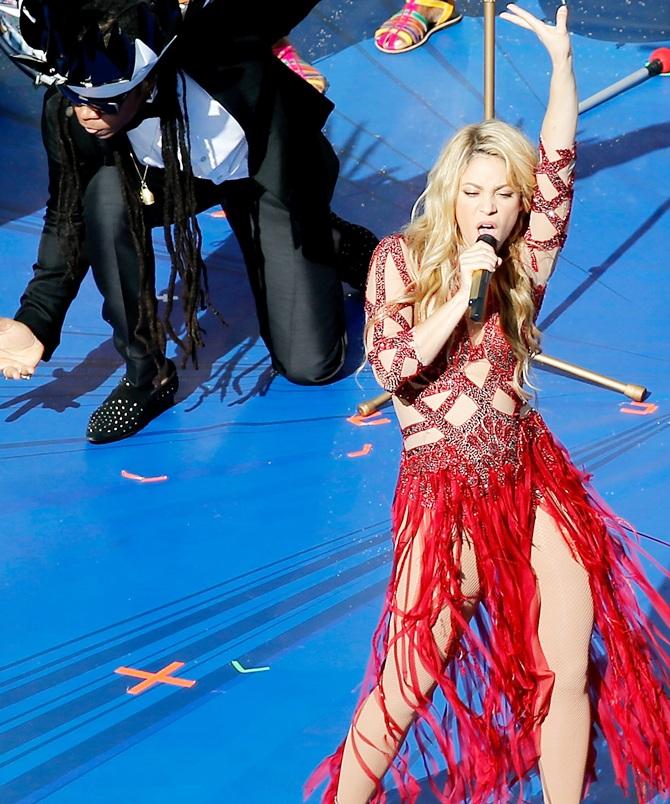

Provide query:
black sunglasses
left=58, top=84, right=133, bottom=114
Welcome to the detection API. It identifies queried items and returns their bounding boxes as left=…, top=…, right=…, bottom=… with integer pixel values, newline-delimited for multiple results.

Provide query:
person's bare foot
left=0, top=318, right=44, bottom=379
left=272, top=37, right=329, bottom=94
left=418, top=3, right=447, bottom=23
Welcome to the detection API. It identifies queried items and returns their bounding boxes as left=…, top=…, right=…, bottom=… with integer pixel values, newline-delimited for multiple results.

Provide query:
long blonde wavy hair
left=371, top=119, right=542, bottom=397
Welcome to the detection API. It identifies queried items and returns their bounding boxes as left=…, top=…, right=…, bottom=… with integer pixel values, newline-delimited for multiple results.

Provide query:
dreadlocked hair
left=54, top=100, right=84, bottom=277
left=155, top=65, right=209, bottom=366
left=52, top=0, right=211, bottom=367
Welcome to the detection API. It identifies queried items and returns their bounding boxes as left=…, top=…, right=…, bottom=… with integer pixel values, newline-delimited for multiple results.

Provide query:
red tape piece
left=347, top=412, right=392, bottom=427
left=619, top=401, right=658, bottom=416
left=347, top=444, right=373, bottom=458
left=121, top=470, right=169, bottom=484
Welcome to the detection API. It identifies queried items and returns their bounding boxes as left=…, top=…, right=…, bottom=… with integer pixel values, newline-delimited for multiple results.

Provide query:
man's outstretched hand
left=0, top=319, right=45, bottom=379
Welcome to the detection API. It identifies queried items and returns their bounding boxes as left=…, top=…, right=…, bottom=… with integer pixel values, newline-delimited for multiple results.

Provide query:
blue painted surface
left=0, top=1, right=668, bottom=801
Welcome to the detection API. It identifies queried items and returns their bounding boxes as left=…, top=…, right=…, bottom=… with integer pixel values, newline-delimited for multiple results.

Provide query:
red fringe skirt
left=306, top=411, right=670, bottom=802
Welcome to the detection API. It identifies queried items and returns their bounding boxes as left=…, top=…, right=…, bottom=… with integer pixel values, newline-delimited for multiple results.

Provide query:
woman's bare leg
left=531, top=506, right=594, bottom=804
left=336, top=529, right=480, bottom=803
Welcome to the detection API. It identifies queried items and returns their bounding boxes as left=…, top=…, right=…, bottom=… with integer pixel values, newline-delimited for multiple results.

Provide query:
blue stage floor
left=0, top=0, right=668, bottom=801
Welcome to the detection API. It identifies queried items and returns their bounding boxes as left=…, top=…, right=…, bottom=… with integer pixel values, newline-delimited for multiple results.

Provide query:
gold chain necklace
left=130, top=153, right=155, bottom=206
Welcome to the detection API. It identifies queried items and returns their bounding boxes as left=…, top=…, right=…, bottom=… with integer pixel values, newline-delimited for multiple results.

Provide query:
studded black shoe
left=86, top=361, right=178, bottom=444
left=330, top=213, right=380, bottom=292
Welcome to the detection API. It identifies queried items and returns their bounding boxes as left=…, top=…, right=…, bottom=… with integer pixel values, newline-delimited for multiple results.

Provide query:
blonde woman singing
left=307, top=5, right=670, bottom=803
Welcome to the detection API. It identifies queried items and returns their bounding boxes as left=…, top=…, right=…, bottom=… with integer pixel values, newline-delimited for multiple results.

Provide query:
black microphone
left=468, top=233, right=498, bottom=322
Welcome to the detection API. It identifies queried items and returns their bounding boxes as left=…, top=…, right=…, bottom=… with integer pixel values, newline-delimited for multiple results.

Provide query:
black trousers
left=82, top=165, right=346, bottom=386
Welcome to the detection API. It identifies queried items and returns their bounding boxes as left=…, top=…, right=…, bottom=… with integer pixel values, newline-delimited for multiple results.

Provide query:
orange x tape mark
left=115, top=661, right=196, bottom=695
left=620, top=401, right=658, bottom=416
left=347, top=412, right=391, bottom=427
left=348, top=443, right=373, bottom=458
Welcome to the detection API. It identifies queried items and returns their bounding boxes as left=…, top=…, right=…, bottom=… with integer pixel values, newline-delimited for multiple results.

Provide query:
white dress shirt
left=127, top=73, right=249, bottom=185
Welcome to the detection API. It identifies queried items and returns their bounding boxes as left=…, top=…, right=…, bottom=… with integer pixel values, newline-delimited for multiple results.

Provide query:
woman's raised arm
left=501, top=3, right=577, bottom=284
left=501, top=4, right=577, bottom=150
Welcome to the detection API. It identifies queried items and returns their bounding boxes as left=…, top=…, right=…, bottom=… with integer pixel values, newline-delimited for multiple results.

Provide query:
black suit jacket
left=16, top=0, right=339, bottom=358
left=178, top=0, right=338, bottom=208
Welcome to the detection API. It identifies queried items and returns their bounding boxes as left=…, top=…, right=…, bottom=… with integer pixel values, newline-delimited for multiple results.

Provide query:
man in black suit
left=0, top=0, right=378, bottom=442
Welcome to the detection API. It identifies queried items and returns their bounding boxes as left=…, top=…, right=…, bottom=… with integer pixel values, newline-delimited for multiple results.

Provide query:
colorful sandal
left=272, top=38, right=329, bottom=94
left=375, top=0, right=462, bottom=54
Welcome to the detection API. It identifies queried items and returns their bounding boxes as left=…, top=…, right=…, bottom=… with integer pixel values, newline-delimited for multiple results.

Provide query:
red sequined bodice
left=399, top=303, right=529, bottom=483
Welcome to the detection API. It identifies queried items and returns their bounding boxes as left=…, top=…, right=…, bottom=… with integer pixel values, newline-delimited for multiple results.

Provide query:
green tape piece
left=231, top=660, right=271, bottom=674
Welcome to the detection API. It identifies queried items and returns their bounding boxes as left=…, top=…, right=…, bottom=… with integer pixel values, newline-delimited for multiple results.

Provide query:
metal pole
left=532, top=353, right=649, bottom=401
left=357, top=354, right=649, bottom=416
left=358, top=392, right=393, bottom=418
left=483, top=0, right=496, bottom=119
left=578, top=63, right=660, bottom=114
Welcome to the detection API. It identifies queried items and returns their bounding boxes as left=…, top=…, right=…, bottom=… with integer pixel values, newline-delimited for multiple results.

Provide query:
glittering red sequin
left=366, top=236, right=528, bottom=487
left=365, top=236, right=424, bottom=395
left=525, top=141, right=576, bottom=270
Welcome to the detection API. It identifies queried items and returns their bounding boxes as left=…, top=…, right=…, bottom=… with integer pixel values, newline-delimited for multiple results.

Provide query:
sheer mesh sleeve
left=524, top=139, right=576, bottom=286
left=365, top=235, right=427, bottom=394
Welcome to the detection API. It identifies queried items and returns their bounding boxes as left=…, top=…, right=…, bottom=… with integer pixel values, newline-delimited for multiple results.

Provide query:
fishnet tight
left=336, top=506, right=594, bottom=804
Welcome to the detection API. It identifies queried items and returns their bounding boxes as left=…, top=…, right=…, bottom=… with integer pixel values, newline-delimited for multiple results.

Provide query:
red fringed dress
left=306, top=143, right=670, bottom=803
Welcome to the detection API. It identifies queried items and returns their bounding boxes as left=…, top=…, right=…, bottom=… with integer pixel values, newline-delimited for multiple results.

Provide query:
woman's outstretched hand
left=0, top=319, right=44, bottom=380
left=500, top=3, right=571, bottom=65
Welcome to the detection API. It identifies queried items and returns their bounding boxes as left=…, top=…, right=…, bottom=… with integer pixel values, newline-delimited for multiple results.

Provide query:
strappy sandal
left=272, top=37, right=329, bottom=94
left=375, top=0, right=462, bottom=54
